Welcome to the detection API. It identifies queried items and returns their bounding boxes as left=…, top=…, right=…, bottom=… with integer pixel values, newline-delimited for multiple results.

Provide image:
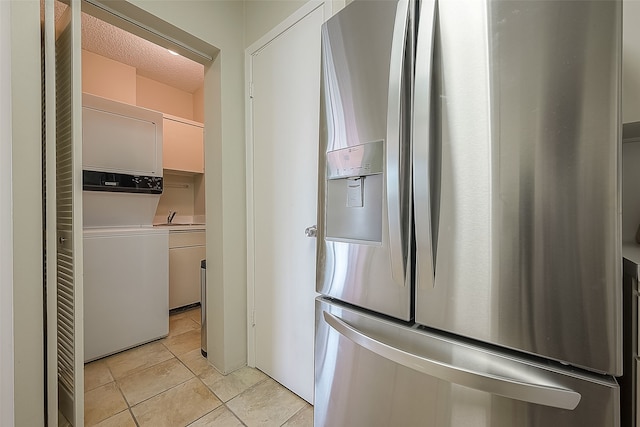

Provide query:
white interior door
left=45, top=0, right=84, bottom=424
left=248, top=3, right=325, bottom=404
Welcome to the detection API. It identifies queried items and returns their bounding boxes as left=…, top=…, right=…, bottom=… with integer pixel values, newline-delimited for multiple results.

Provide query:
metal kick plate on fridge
left=326, top=140, right=384, bottom=179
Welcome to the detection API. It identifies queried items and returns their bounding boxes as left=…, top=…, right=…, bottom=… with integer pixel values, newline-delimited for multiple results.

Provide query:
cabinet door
left=169, top=245, right=206, bottom=309
left=163, top=117, right=204, bottom=173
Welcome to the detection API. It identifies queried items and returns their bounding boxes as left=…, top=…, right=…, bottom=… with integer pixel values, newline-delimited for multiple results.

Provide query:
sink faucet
left=167, top=210, right=177, bottom=223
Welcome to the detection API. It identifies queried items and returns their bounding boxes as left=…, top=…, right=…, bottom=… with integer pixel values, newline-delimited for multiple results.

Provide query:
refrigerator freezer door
left=317, top=0, right=413, bottom=320
left=315, top=298, right=620, bottom=427
left=414, top=0, right=622, bottom=374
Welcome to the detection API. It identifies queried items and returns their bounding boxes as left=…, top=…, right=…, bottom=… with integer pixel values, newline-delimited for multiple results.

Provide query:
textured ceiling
left=81, top=12, right=204, bottom=93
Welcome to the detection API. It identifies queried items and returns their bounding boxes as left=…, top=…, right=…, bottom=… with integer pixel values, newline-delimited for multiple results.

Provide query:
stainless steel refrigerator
left=314, top=0, right=622, bottom=425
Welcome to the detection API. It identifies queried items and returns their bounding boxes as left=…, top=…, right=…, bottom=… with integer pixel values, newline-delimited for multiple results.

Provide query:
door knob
left=58, top=232, right=71, bottom=248
left=305, top=225, right=317, bottom=238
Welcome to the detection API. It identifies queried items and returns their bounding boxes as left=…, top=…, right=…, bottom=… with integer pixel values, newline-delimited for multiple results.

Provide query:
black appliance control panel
left=83, top=170, right=163, bottom=194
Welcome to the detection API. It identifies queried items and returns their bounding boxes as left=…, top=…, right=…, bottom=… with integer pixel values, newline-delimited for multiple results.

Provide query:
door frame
left=0, top=0, right=14, bottom=424
left=244, top=0, right=341, bottom=367
left=43, top=2, right=218, bottom=424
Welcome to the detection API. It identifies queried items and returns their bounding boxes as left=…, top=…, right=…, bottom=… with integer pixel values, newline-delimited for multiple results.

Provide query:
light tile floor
left=83, top=307, right=313, bottom=427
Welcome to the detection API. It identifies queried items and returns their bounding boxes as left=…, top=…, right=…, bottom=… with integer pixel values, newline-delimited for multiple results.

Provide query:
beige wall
left=10, top=1, right=44, bottom=425
left=137, top=75, right=194, bottom=119
left=244, top=0, right=346, bottom=48
left=244, top=0, right=308, bottom=47
left=153, top=173, right=206, bottom=225
left=83, top=49, right=200, bottom=121
left=155, top=173, right=196, bottom=224
left=194, top=174, right=206, bottom=222
left=82, top=49, right=137, bottom=104
left=193, top=84, right=205, bottom=123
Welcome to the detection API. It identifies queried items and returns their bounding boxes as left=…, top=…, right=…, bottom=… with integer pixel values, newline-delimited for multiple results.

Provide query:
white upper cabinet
left=163, top=114, right=204, bottom=173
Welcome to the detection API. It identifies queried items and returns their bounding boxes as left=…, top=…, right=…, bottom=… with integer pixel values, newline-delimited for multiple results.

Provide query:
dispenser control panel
left=326, top=140, right=384, bottom=179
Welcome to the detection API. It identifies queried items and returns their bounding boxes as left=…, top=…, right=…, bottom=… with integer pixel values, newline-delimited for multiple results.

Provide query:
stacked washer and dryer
left=82, top=94, right=169, bottom=362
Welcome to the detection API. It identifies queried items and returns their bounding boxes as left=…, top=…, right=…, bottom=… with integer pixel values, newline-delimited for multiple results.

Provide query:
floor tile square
left=282, top=404, right=313, bottom=427
left=226, top=378, right=307, bottom=427
left=104, top=341, right=173, bottom=380
left=187, top=307, right=202, bottom=324
left=84, top=382, right=128, bottom=426
left=92, top=410, right=136, bottom=427
left=132, top=378, right=222, bottom=427
left=169, top=311, right=190, bottom=321
left=188, top=406, right=244, bottom=426
left=118, top=358, right=194, bottom=405
left=178, top=348, right=211, bottom=376
left=163, top=328, right=202, bottom=356
left=169, top=315, right=200, bottom=337
left=201, top=366, right=268, bottom=402
left=85, top=360, right=114, bottom=392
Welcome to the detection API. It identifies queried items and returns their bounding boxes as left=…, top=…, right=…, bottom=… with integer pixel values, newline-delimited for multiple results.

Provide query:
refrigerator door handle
left=413, top=0, right=437, bottom=285
left=323, top=311, right=582, bottom=410
left=386, top=0, right=410, bottom=286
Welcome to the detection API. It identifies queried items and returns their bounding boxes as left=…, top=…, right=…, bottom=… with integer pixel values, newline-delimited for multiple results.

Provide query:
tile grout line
left=96, top=338, right=192, bottom=425
left=125, top=317, right=216, bottom=426
left=127, top=406, right=140, bottom=427
left=116, top=355, right=199, bottom=425
left=168, top=316, right=200, bottom=335
left=84, top=311, right=198, bottom=426
left=83, top=367, right=132, bottom=427
left=123, top=314, right=201, bottom=425
left=107, top=361, right=139, bottom=426
left=184, top=401, right=249, bottom=427
left=220, top=376, right=276, bottom=427
left=115, top=352, right=199, bottom=409
left=222, top=375, right=310, bottom=427
left=280, top=402, right=312, bottom=427
left=219, top=403, right=249, bottom=427
left=123, top=375, right=196, bottom=408
left=173, top=345, right=248, bottom=426
left=171, top=349, right=274, bottom=427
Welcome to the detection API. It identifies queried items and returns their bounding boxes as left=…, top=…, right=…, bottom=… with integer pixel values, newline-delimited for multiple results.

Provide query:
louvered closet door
left=45, top=0, right=84, bottom=424
left=43, top=0, right=57, bottom=423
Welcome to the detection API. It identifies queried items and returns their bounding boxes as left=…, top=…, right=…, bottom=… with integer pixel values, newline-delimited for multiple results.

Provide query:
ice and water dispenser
left=325, top=140, right=384, bottom=243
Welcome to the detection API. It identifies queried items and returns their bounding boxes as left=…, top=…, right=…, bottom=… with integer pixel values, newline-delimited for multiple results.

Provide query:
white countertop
left=153, top=224, right=206, bottom=231
left=623, top=243, right=640, bottom=277
left=623, top=243, right=640, bottom=263
left=84, top=226, right=169, bottom=236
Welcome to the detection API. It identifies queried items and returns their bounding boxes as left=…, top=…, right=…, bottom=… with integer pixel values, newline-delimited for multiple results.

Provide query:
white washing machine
left=84, top=227, right=169, bottom=362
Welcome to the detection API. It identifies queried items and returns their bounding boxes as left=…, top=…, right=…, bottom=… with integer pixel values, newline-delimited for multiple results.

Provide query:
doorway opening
left=43, top=0, right=217, bottom=424
left=79, top=5, right=207, bottom=426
